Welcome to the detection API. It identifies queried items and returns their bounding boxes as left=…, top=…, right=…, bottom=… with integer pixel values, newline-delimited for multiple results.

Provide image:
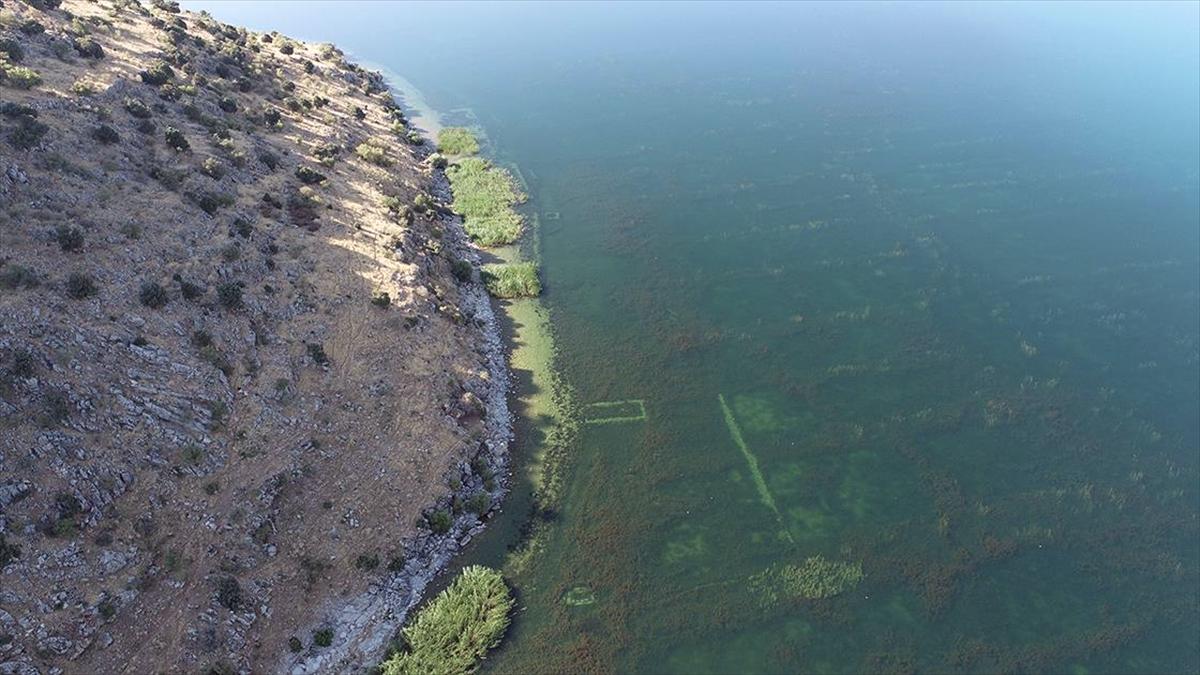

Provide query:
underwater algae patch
left=581, top=399, right=647, bottom=425
left=718, top=393, right=794, bottom=544
left=750, top=556, right=865, bottom=606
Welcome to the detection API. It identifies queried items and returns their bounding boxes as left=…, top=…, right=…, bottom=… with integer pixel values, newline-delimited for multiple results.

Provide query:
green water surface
left=195, top=2, right=1199, bottom=672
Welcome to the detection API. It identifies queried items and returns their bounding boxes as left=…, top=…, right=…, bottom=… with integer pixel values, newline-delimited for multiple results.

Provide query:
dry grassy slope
left=0, top=0, right=499, bottom=672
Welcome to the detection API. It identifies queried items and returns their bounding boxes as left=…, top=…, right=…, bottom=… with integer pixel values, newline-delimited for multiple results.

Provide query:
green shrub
left=0, top=264, right=39, bottom=290
left=216, top=282, right=242, bottom=310
left=445, top=158, right=525, bottom=247
left=288, top=636, right=302, bottom=653
left=124, top=97, right=152, bottom=119
left=0, top=534, right=21, bottom=569
left=71, top=79, right=97, bottom=96
left=412, top=193, right=434, bottom=214
left=65, top=272, right=97, bottom=299
left=312, top=628, right=333, bottom=648
left=426, top=509, right=452, bottom=534
left=19, top=20, right=46, bottom=36
left=295, top=165, right=326, bottom=185
left=139, top=281, right=168, bottom=308
left=190, top=191, right=234, bottom=215
left=355, top=553, right=379, bottom=570
left=7, top=116, right=48, bottom=150
left=465, top=492, right=490, bottom=515
left=1, top=102, right=37, bottom=119
left=354, top=140, right=391, bottom=167
left=306, top=343, right=329, bottom=366
left=428, top=153, right=447, bottom=170
left=370, top=292, right=391, bottom=308
left=450, top=259, right=472, bottom=283
left=215, top=576, right=242, bottom=611
left=56, top=225, right=84, bottom=252
left=480, top=262, right=540, bottom=299
left=217, top=95, right=237, bottom=113
left=1, top=63, right=41, bottom=89
left=312, top=142, right=339, bottom=166
left=0, top=37, right=24, bottom=62
left=258, top=150, right=279, bottom=170
left=92, top=124, right=120, bottom=144
left=72, top=36, right=104, bottom=59
left=139, top=60, right=175, bottom=86
left=164, top=125, right=189, bottom=151
left=179, top=279, right=204, bottom=300
left=436, top=127, right=479, bottom=156
left=97, top=598, right=116, bottom=620
left=201, top=157, right=225, bottom=179
left=379, top=566, right=513, bottom=675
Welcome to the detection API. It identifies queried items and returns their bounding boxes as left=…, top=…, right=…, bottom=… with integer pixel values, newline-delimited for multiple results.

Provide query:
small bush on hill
left=139, top=281, right=168, bottom=308
left=65, top=272, right=98, bottom=299
left=1, top=63, right=42, bottom=89
left=8, top=116, right=49, bottom=150
left=55, top=225, right=84, bottom=252
left=92, top=124, right=120, bottom=144
left=426, top=509, right=452, bottom=534
left=312, top=142, right=339, bottom=166
left=178, top=278, right=205, bottom=300
left=139, top=60, right=175, bottom=86
left=354, top=140, right=391, bottom=167
left=189, top=190, right=234, bottom=214
left=215, top=576, right=242, bottom=611
left=306, top=343, right=329, bottom=366
left=0, top=37, right=23, bottom=62
left=216, top=282, right=243, bottom=309
left=72, top=36, right=104, bottom=59
left=123, top=97, right=152, bottom=118
left=294, top=165, right=325, bottom=185
left=164, top=125, right=189, bottom=151
left=312, top=628, right=333, bottom=648
left=451, top=259, right=472, bottom=283
left=71, top=79, right=97, bottom=96
left=201, top=157, right=225, bottom=179
left=0, top=264, right=40, bottom=290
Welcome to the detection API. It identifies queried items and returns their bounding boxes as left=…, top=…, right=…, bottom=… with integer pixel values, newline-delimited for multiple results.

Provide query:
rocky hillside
left=0, top=0, right=509, bottom=672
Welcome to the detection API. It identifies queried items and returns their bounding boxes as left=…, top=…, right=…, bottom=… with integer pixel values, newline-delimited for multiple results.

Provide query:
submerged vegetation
left=445, top=157, right=525, bottom=247
left=481, top=262, right=541, bottom=299
left=750, top=556, right=864, bottom=605
left=379, top=565, right=513, bottom=675
left=437, top=126, right=479, bottom=156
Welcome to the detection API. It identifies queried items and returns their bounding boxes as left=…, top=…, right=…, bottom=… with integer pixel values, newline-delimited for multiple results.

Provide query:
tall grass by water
left=446, top=157, right=526, bottom=246
left=379, top=565, right=513, bottom=675
left=437, top=126, right=480, bottom=155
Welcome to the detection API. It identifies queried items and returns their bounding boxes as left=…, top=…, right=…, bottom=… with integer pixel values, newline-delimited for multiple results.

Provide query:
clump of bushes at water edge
left=436, top=126, right=479, bottom=156
left=445, top=157, right=525, bottom=247
left=378, top=565, right=513, bottom=675
left=481, top=262, right=540, bottom=299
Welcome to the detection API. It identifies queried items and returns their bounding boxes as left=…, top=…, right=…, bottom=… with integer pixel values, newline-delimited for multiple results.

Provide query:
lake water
left=194, top=2, right=1199, bottom=672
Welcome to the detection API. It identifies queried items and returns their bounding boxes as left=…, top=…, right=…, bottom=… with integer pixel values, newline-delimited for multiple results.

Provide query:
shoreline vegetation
left=375, top=119, right=579, bottom=671
left=371, top=124, right=552, bottom=671
left=379, top=566, right=514, bottom=675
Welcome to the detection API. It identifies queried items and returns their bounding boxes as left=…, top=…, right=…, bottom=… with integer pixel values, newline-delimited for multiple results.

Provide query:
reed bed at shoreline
left=482, top=262, right=542, bottom=298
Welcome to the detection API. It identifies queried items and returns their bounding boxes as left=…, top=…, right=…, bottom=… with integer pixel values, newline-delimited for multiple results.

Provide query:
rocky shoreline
left=285, top=143, right=515, bottom=674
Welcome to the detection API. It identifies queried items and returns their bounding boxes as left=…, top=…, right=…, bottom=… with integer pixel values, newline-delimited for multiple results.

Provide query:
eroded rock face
left=0, top=1, right=509, bottom=672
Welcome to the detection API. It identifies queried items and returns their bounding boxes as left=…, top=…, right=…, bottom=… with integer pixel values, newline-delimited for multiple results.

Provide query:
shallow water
left=195, top=2, right=1200, bottom=671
